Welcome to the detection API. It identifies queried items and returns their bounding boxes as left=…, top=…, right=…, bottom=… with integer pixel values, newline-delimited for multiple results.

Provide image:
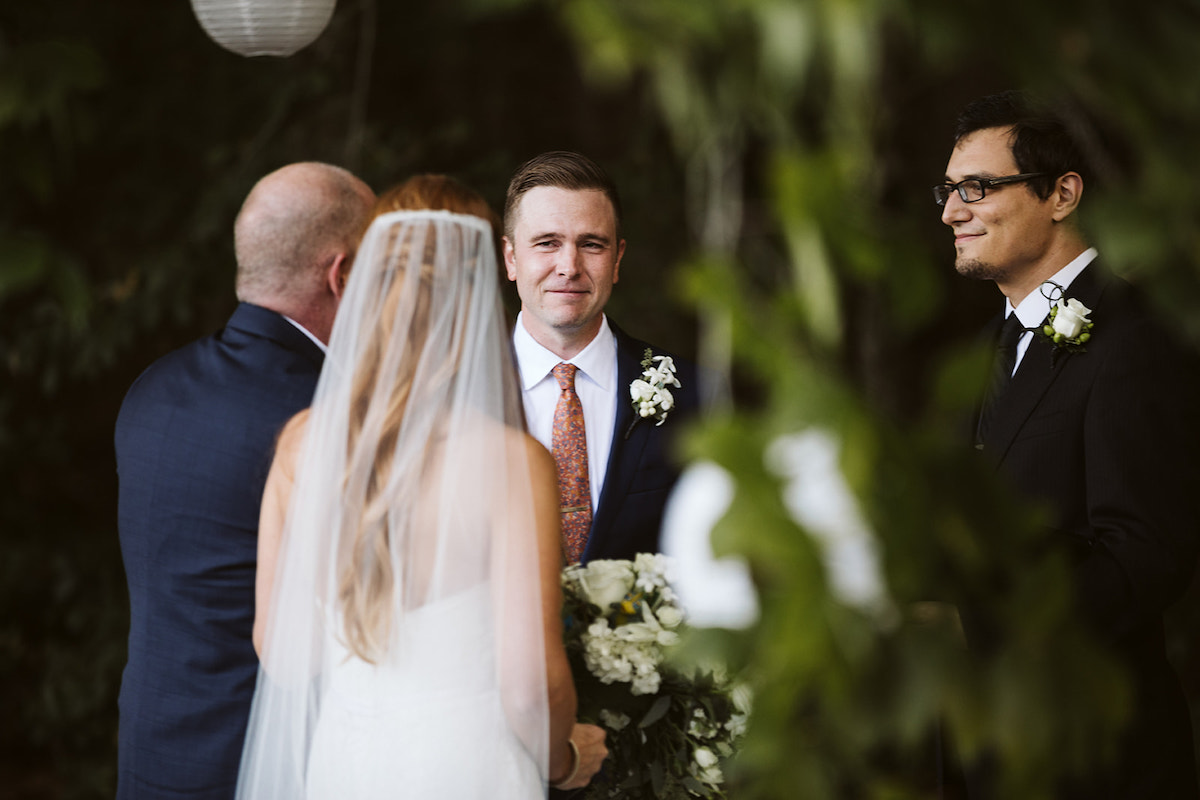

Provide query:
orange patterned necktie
left=551, top=363, right=591, bottom=564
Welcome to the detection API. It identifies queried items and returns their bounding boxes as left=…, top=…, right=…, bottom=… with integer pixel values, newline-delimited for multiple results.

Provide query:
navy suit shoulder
left=115, top=303, right=324, bottom=799
left=584, top=322, right=700, bottom=563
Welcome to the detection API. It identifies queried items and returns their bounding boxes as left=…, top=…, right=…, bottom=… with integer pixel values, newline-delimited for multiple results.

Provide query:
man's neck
left=998, top=237, right=1090, bottom=306
left=246, top=295, right=334, bottom=346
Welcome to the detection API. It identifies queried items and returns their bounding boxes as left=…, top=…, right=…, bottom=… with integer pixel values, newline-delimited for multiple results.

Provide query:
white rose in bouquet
left=577, top=560, right=635, bottom=609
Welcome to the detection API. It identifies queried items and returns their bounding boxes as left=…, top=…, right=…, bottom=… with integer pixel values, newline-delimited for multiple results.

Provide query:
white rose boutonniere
left=1036, top=281, right=1094, bottom=363
left=626, top=348, right=681, bottom=438
left=1050, top=297, right=1092, bottom=340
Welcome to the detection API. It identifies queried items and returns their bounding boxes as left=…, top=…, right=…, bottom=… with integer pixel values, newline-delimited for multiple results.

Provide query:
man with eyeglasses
left=936, top=91, right=1200, bottom=799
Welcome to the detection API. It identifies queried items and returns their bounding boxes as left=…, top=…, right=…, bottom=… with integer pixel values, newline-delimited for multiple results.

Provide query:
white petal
left=660, top=462, right=760, bottom=629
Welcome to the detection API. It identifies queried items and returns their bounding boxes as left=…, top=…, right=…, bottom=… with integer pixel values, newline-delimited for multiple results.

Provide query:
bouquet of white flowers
left=561, top=554, right=747, bottom=798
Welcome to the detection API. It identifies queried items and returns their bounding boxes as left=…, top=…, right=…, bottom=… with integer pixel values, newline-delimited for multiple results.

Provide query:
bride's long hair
left=337, top=176, right=512, bottom=660
left=238, top=176, right=548, bottom=798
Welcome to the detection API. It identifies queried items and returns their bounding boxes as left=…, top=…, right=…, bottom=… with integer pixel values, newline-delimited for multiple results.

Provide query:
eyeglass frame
left=932, top=172, right=1046, bottom=206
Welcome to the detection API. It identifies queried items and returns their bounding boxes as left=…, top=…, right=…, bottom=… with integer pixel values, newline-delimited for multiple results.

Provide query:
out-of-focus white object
left=661, top=462, right=760, bottom=629
left=190, top=0, right=337, bottom=57
left=766, top=430, right=892, bottom=619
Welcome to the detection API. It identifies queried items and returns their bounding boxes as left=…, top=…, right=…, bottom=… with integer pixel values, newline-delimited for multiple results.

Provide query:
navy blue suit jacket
left=115, top=303, right=324, bottom=799
left=581, top=323, right=699, bottom=563
left=971, top=263, right=1200, bottom=798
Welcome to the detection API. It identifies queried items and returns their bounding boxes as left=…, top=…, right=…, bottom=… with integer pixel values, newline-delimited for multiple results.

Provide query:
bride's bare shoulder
left=272, top=408, right=311, bottom=470
left=284, top=407, right=311, bottom=432
left=507, top=426, right=553, bottom=473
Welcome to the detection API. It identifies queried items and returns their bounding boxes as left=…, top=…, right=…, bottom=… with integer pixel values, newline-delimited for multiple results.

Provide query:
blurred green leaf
left=0, top=233, right=51, bottom=298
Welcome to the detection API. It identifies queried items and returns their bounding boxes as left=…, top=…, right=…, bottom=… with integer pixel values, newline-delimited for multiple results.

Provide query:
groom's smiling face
left=504, top=186, right=625, bottom=357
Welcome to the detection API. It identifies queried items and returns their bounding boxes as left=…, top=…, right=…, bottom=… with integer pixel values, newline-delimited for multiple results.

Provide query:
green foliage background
left=3, top=0, right=1200, bottom=796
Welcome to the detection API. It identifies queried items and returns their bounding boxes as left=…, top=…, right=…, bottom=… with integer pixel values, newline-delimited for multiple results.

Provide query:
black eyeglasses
left=932, top=173, right=1045, bottom=206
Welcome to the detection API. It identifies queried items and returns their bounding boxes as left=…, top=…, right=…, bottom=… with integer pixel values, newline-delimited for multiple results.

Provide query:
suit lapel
left=983, top=263, right=1111, bottom=463
left=983, top=333, right=1066, bottom=461
left=586, top=326, right=649, bottom=559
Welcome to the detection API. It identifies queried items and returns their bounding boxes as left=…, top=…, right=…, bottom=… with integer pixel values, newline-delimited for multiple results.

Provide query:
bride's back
left=240, top=196, right=551, bottom=800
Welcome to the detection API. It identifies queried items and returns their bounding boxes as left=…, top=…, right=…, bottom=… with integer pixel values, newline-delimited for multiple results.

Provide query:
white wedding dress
left=305, top=583, right=542, bottom=799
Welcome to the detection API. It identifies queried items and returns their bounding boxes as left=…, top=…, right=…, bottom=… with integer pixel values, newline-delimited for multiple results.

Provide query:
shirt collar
left=513, top=312, right=615, bottom=391
left=1008, top=247, right=1099, bottom=328
left=283, top=314, right=328, bottom=354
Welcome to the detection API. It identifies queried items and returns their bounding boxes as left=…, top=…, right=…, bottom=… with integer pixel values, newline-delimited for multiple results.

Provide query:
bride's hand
left=552, top=722, right=608, bottom=790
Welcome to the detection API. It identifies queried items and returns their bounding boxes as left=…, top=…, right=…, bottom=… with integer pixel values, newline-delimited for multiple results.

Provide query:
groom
left=503, top=151, right=699, bottom=564
left=115, top=162, right=374, bottom=798
left=939, top=91, right=1200, bottom=798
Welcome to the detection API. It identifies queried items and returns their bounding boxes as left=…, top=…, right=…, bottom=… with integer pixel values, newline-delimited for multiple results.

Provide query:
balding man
left=114, top=163, right=375, bottom=799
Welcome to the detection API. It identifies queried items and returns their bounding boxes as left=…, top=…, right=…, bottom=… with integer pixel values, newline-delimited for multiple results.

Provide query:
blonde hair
left=338, top=176, right=498, bottom=661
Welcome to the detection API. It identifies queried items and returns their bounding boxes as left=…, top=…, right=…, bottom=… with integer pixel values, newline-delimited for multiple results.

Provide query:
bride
left=237, top=176, right=606, bottom=798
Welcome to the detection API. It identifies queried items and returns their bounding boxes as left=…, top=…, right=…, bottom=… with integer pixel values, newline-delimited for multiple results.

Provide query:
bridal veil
left=237, top=210, right=550, bottom=798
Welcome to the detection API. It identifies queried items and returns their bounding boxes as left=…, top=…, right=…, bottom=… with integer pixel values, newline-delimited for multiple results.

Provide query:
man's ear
left=1051, top=172, right=1083, bottom=222
left=502, top=236, right=517, bottom=282
left=612, top=239, right=626, bottom=285
left=327, top=253, right=350, bottom=300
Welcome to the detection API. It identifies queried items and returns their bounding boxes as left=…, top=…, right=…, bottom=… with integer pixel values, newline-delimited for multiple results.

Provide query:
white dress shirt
left=1005, top=247, right=1098, bottom=374
left=512, top=312, right=618, bottom=513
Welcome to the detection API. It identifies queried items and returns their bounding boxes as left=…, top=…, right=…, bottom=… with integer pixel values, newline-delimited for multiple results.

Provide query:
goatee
left=956, top=257, right=1005, bottom=283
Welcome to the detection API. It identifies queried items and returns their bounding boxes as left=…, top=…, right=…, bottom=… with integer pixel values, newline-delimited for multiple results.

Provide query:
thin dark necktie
left=976, top=313, right=1024, bottom=447
left=551, top=363, right=591, bottom=564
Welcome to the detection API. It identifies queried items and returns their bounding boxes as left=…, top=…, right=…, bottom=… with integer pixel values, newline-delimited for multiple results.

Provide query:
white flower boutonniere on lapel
left=1035, top=281, right=1094, bottom=363
left=626, top=348, right=681, bottom=438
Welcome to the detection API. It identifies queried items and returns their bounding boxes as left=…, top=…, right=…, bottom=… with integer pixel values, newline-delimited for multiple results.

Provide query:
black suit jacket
left=580, top=322, right=700, bottom=563
left=114, top=303, right=324, bottom=799
left=974, top=263, right=1200, bottom=798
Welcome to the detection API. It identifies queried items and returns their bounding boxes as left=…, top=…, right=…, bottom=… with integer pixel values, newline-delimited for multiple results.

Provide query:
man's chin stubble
left=956, top=258, right=1004, bottom=283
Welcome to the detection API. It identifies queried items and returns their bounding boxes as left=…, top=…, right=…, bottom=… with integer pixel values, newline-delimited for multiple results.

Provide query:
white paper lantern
left=191, top=0, right=338, bottom=58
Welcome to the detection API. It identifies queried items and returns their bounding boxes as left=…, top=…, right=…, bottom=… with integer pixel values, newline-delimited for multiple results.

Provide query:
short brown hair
left=953, top=91, right=1090, bottom=200
left=503, top=151, right=621, bottom=239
